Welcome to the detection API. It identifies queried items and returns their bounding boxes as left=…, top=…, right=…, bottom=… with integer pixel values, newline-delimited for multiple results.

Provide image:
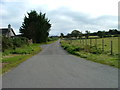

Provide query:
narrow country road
left=2, top=40, right=118, bottom=88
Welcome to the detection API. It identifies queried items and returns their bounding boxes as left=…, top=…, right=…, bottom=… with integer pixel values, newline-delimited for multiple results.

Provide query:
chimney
left=8, top=24, right=11, bottom=29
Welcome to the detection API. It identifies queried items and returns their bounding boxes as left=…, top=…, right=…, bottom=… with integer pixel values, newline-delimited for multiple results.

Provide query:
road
left=2, top=40, right=118, bottom=88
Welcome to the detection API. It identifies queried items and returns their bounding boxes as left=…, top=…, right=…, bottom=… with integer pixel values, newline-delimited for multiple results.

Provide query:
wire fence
left=64, top=37, right=118, bottom=55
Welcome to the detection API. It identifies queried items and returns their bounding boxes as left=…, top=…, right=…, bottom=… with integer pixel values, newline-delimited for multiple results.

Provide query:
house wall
left=10, top=29, right=15, bottom=36
left=7, top=24, right=15, bottom=37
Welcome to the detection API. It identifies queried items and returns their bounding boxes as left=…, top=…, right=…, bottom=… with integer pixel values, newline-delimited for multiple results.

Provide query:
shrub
left=90, top=46, right=102, bottom=54
left=13, top=37, right=28, bottom=47
left=2, top=37, right=13, bottom=52
left=47, top=37, right=58, bottom=41
left=2, top=36, right=28, bottom=52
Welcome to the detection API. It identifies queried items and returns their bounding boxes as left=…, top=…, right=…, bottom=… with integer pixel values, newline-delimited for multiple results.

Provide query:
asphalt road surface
left=2, top=40, right=118, bottom=88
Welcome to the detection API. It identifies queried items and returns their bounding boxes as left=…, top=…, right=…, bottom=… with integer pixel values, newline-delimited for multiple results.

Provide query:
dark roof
left=0, top=28, right=8, bottom=35
left=0, top=28, right=16, bottom=36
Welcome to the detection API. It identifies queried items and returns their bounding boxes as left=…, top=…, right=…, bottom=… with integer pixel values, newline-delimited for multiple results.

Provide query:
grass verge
left=2, top=43, right=41, bottom=75
left=1, top=40, right=58, bottom=75
left=61, top=40, right=119, bottom=68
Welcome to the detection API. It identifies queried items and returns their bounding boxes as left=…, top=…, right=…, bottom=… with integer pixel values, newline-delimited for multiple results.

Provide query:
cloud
left=0, top=0, right=118, bottom=35
left=47, top=8, right=117, bottom=35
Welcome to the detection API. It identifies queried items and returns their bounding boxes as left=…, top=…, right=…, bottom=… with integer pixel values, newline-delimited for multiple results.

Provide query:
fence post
left=83, top=39, right=84, bottom=46
left=95, top=38, right=97, bottom=49
left=102, top=38, right=104, bottom=52
left=111, top=40, right=113, bottom=55
left=90, top=39, right=92, bottom=47
left=86, top=39, right=87, bottom=45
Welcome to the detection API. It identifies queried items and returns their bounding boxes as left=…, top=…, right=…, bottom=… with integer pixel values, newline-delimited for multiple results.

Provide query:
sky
left=0, top=0, right=119, bottom=36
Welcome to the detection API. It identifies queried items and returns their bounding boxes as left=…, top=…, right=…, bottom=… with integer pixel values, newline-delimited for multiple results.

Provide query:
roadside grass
left=1, top=40, right=58, bottom=75
left=74, top=51, right=118, bottom=68
left=61, top=37, right=119, bottom=68
left=3, top=44, right=41, bottom=56
left=2, top=43, right=41, bottom=74
left=2, top=55, right=32, bottom=74
left=69, top=37, right=118, bottom=55
left=41, top=39, right=58, bottom=45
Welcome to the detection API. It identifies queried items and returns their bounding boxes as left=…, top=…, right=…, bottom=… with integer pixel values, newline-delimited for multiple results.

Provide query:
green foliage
left=2, top=55, right=26, bottom=63
left=2, top=36, right=28, bottom=52
left=47, top=37, right=59, bottom=41
left=90, top=46, right=102, bottom=54
left=13, top=37, right=28, bottom=47
left=60, top=33, right=64, bottom=38
left=85, top=30, right=90, bottom=39
left=61, top=42, right=80, bottom=54
left=3, top=43, right=41, bottom=56
left=61, top=39, right=119, bottom=68
left=2, top=37, right=13, bottom=52
left=71, top=30, right=82, bottom=38
left=20, top=10, right=51, bottom=43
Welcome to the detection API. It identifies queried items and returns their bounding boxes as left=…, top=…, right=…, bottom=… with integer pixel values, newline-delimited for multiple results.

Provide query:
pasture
left=63, top=37, right=118, bottom=55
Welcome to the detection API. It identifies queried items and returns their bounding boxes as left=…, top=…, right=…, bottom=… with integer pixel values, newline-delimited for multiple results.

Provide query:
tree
left=85, top=30, right=90, bottom=39
left=66, top=33, right=72, bottom=38
left=97, top=31, right=105, bottom=38
left=71, top=30, right=82, bottom=39
left=19, top=10, right=51, bottom=43
left=60, top=33, right=64, bottom=39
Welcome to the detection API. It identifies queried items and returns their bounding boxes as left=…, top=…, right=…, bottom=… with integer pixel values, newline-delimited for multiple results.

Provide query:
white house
left=0, top=24, right=16, bottom=37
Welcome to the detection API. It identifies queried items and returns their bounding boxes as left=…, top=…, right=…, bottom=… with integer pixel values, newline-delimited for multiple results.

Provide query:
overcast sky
left=0, top=0, right=119, bottom=36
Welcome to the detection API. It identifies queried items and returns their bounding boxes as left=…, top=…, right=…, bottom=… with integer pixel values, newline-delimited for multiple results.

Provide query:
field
left=69, top=37, right=118, bottom=55
left=61, top=37, right=119, bottom=68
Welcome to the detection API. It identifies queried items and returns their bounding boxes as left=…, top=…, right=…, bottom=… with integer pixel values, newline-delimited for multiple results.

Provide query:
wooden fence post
left=111, top=40, right=113, bottom=55
left=86, top=39, right=87, bottom=45
left=83, top=39, right=84, bottom=46
left=102, top=39, right=104, bottom=52
left=95, top=38, right=97, bottom=49
left=90, top=39, right=92, bottom=47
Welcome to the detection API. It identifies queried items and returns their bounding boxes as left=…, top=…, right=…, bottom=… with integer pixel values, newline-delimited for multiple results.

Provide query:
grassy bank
left=61, top=37, right=119, bottom=68
left=1, top=40, right=59, bottom=75
left=2, top=44, right=41, bottom=74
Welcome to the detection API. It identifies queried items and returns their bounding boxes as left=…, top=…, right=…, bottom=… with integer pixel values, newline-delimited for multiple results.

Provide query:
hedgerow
left=2, top=36, right=28, bottom=52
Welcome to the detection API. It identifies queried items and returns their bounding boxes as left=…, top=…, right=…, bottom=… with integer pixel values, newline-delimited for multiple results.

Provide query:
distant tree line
left=89, top=29, right=120, bottom=38
left=61, top=29, right=120, bottom=39
left=19, top=10, right=51, bottom=43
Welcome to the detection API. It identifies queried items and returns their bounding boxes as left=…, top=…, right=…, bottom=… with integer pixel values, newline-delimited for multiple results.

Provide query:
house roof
left=0, top=28, right=16, bottom=36
left=0, top=28, right=8, bottom=35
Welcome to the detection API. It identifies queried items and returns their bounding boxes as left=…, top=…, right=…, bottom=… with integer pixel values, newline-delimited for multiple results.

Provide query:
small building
left=0, top=24, right=16, bottom=37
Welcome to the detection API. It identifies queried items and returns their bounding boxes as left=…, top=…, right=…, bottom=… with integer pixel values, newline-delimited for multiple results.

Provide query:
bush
left=90, top=46, right=102, bottom=54
left=2, top=36, right=28, bottom=52
left=61, top=43, right=81, bottom=54
left=13, top=37, right=28, bottom=47
left=47, top=37, right=59, bottom=41
left=2, top=37, right=13, bottom=52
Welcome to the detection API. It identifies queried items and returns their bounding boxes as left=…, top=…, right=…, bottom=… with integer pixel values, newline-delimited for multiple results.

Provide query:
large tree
left=71, top=30, right=82, bottom=39
left=85, top=30, right=90, bottom=39
left=60, top=33, right=64, bottom=39
left=19, top=10, right=51, bottom=43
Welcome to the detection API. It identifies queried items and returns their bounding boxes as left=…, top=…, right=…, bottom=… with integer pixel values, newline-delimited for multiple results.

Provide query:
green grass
left=61, top=37, right=119, bottom=68
left=3, top=55, right=27, bottom=63
left=1, top=40, right=57, bottom=75
left=66, top=37, right=118, bottom=55
left=3, top=44, right=41, bottom=56
left=2, top=55, right=33, bottom=74
left=2, top=43, right=41, bottom=74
